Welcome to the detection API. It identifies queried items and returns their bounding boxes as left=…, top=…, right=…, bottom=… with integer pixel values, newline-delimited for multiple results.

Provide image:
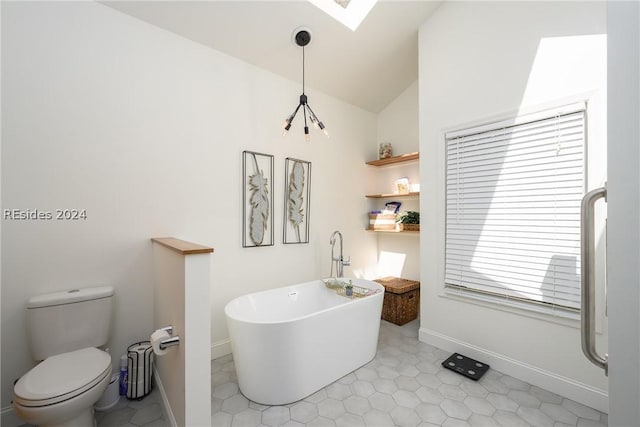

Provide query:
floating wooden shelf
left=366, top=152, right=420, bottom=237
left=365, top=191, right=419, bottom=199
left=366, top=152, right=419, bottom=167
left=366, top=228, right=419, bottom=234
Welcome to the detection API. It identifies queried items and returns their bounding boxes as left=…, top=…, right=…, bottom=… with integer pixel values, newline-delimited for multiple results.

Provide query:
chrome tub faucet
left=330, top=230, right=350, bottom=278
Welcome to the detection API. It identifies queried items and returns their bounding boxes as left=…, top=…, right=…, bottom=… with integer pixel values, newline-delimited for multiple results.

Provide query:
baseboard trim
left=419, top=327, right=609, bottom=413
left=1, top=405, right=23, bottom=427
left=153, top=367, right=178, bottom=427
left=212, top=338, right=232, bottom=359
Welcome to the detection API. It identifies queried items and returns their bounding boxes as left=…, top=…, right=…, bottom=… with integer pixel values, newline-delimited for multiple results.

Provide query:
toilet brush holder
left=94, top=373, right=120, bottom=411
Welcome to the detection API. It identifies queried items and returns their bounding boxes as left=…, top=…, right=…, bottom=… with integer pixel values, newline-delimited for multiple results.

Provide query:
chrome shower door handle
left=580, top=185, right=608, bottom=375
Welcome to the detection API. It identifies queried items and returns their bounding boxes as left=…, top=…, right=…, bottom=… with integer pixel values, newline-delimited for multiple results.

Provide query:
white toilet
left=13, top=286, right=115, bottom=427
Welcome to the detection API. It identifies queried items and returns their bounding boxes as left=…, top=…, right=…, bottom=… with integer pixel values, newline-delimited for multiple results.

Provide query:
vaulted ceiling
left=102, top=1, right=442, bottom=113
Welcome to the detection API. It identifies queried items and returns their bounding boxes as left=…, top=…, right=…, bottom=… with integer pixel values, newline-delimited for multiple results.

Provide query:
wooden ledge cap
left=151, top=237, right=214, bottom=255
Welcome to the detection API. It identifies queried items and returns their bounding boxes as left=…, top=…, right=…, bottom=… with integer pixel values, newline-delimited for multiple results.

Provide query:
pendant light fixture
left=282, top=27, right=329, bottom=142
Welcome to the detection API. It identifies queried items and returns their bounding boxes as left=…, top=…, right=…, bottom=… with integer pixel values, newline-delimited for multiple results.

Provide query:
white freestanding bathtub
left=224, top=278, right=384, bottom=405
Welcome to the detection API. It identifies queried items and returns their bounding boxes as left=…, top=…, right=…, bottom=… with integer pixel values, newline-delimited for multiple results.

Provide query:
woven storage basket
left=374, top=277, right=420, bottom=326
left=399, top=223, right=420, bottom=231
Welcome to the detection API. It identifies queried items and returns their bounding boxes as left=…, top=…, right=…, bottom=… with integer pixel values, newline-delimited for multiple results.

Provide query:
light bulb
left=318, top=122, right=329, bottom=137
left=304, top=126, right=310, bottom=142
left=282, top=114, right=294, bottom=129
left=309, top=114, right=320, bottom=130
left=282, top=122, right=292, bottom=137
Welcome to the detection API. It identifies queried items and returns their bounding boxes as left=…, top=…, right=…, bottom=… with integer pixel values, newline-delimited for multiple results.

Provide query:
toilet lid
left=14, top=347, right=111, bottom=407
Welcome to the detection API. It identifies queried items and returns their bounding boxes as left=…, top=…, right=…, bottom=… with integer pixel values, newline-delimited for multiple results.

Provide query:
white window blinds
left=445, top=103, right=586, bottom=312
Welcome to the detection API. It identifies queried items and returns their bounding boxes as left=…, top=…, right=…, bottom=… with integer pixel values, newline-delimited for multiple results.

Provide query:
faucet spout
left=330, top=230, right=342, bottom=248
left=330, top=231, right=349, bottom=278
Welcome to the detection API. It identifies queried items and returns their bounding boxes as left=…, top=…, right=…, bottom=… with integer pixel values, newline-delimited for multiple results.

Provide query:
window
left=444, top=103, right=586, bottom=314
left=307, top=0, right=377, bottom=31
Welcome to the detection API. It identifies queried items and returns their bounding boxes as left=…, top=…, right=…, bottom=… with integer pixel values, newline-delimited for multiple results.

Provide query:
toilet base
left=40, top=407, right=95, bottom=427
left=14, top=404, right=97, bottom=427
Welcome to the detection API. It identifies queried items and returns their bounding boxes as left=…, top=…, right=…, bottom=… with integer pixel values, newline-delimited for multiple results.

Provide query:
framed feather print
left=283, top=158, right=311, bottom=244
left=242, top=151, right=274, bottom=247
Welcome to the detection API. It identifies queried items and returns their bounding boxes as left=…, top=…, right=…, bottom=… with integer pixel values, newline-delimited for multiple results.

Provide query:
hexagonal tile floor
left=18, top=320, right=605, bottom=427
left=212, top=320, right=608, bottom=427
left=94, top=387, right=168, bottom=427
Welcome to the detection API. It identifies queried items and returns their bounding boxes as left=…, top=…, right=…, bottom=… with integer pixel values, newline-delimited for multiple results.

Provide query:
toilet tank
left=27, top=286, right=114, bottom=360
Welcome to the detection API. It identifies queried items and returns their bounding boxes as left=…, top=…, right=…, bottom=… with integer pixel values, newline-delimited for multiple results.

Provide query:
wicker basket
left=374, top=277, right=420, bottom=326
left=399, top=223, right=420, bottom=231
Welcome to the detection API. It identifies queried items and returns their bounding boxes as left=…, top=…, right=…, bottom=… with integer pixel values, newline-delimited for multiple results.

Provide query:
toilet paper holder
left=157, top=326, right=180, bottom=350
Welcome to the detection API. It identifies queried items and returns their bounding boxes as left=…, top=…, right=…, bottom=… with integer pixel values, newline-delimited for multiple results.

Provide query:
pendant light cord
left=303, top=46, right=308, bottom=128
left=281, top=31, right=328, bottom=139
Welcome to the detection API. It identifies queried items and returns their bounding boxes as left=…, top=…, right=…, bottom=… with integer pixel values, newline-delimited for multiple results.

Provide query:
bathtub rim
left=224, top=278, right=384, bottom=326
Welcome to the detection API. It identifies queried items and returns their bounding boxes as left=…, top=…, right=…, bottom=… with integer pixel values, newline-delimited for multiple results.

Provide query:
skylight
left=308, top=0, right=378, bottom=31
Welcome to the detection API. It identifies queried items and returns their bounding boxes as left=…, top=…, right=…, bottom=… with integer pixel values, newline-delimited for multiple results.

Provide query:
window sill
left=439, top=288, right=582, bottom=329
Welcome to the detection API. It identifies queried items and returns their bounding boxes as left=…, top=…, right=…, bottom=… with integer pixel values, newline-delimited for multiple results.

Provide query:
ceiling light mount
left=292, top=27, right=312, bottom=47
left=282, top=26, right=328, bottom=142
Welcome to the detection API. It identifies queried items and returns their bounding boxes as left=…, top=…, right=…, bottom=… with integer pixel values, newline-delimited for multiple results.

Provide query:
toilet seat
left=14, top=347, right=111, bottom=407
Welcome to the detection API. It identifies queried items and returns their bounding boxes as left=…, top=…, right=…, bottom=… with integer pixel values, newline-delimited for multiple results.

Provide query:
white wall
left=152, top=241, right=212, bottom=427
left=152, top=244, right=186, bottom=426
left=377, top=80, right=419, bottom=159
left=371, top=81, right=420, bottom=281
left=1, top=1, right=378, bottom=413
left=372, top=79, right=420, bottom=196
left=419, top=1, right=608, bottom=411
